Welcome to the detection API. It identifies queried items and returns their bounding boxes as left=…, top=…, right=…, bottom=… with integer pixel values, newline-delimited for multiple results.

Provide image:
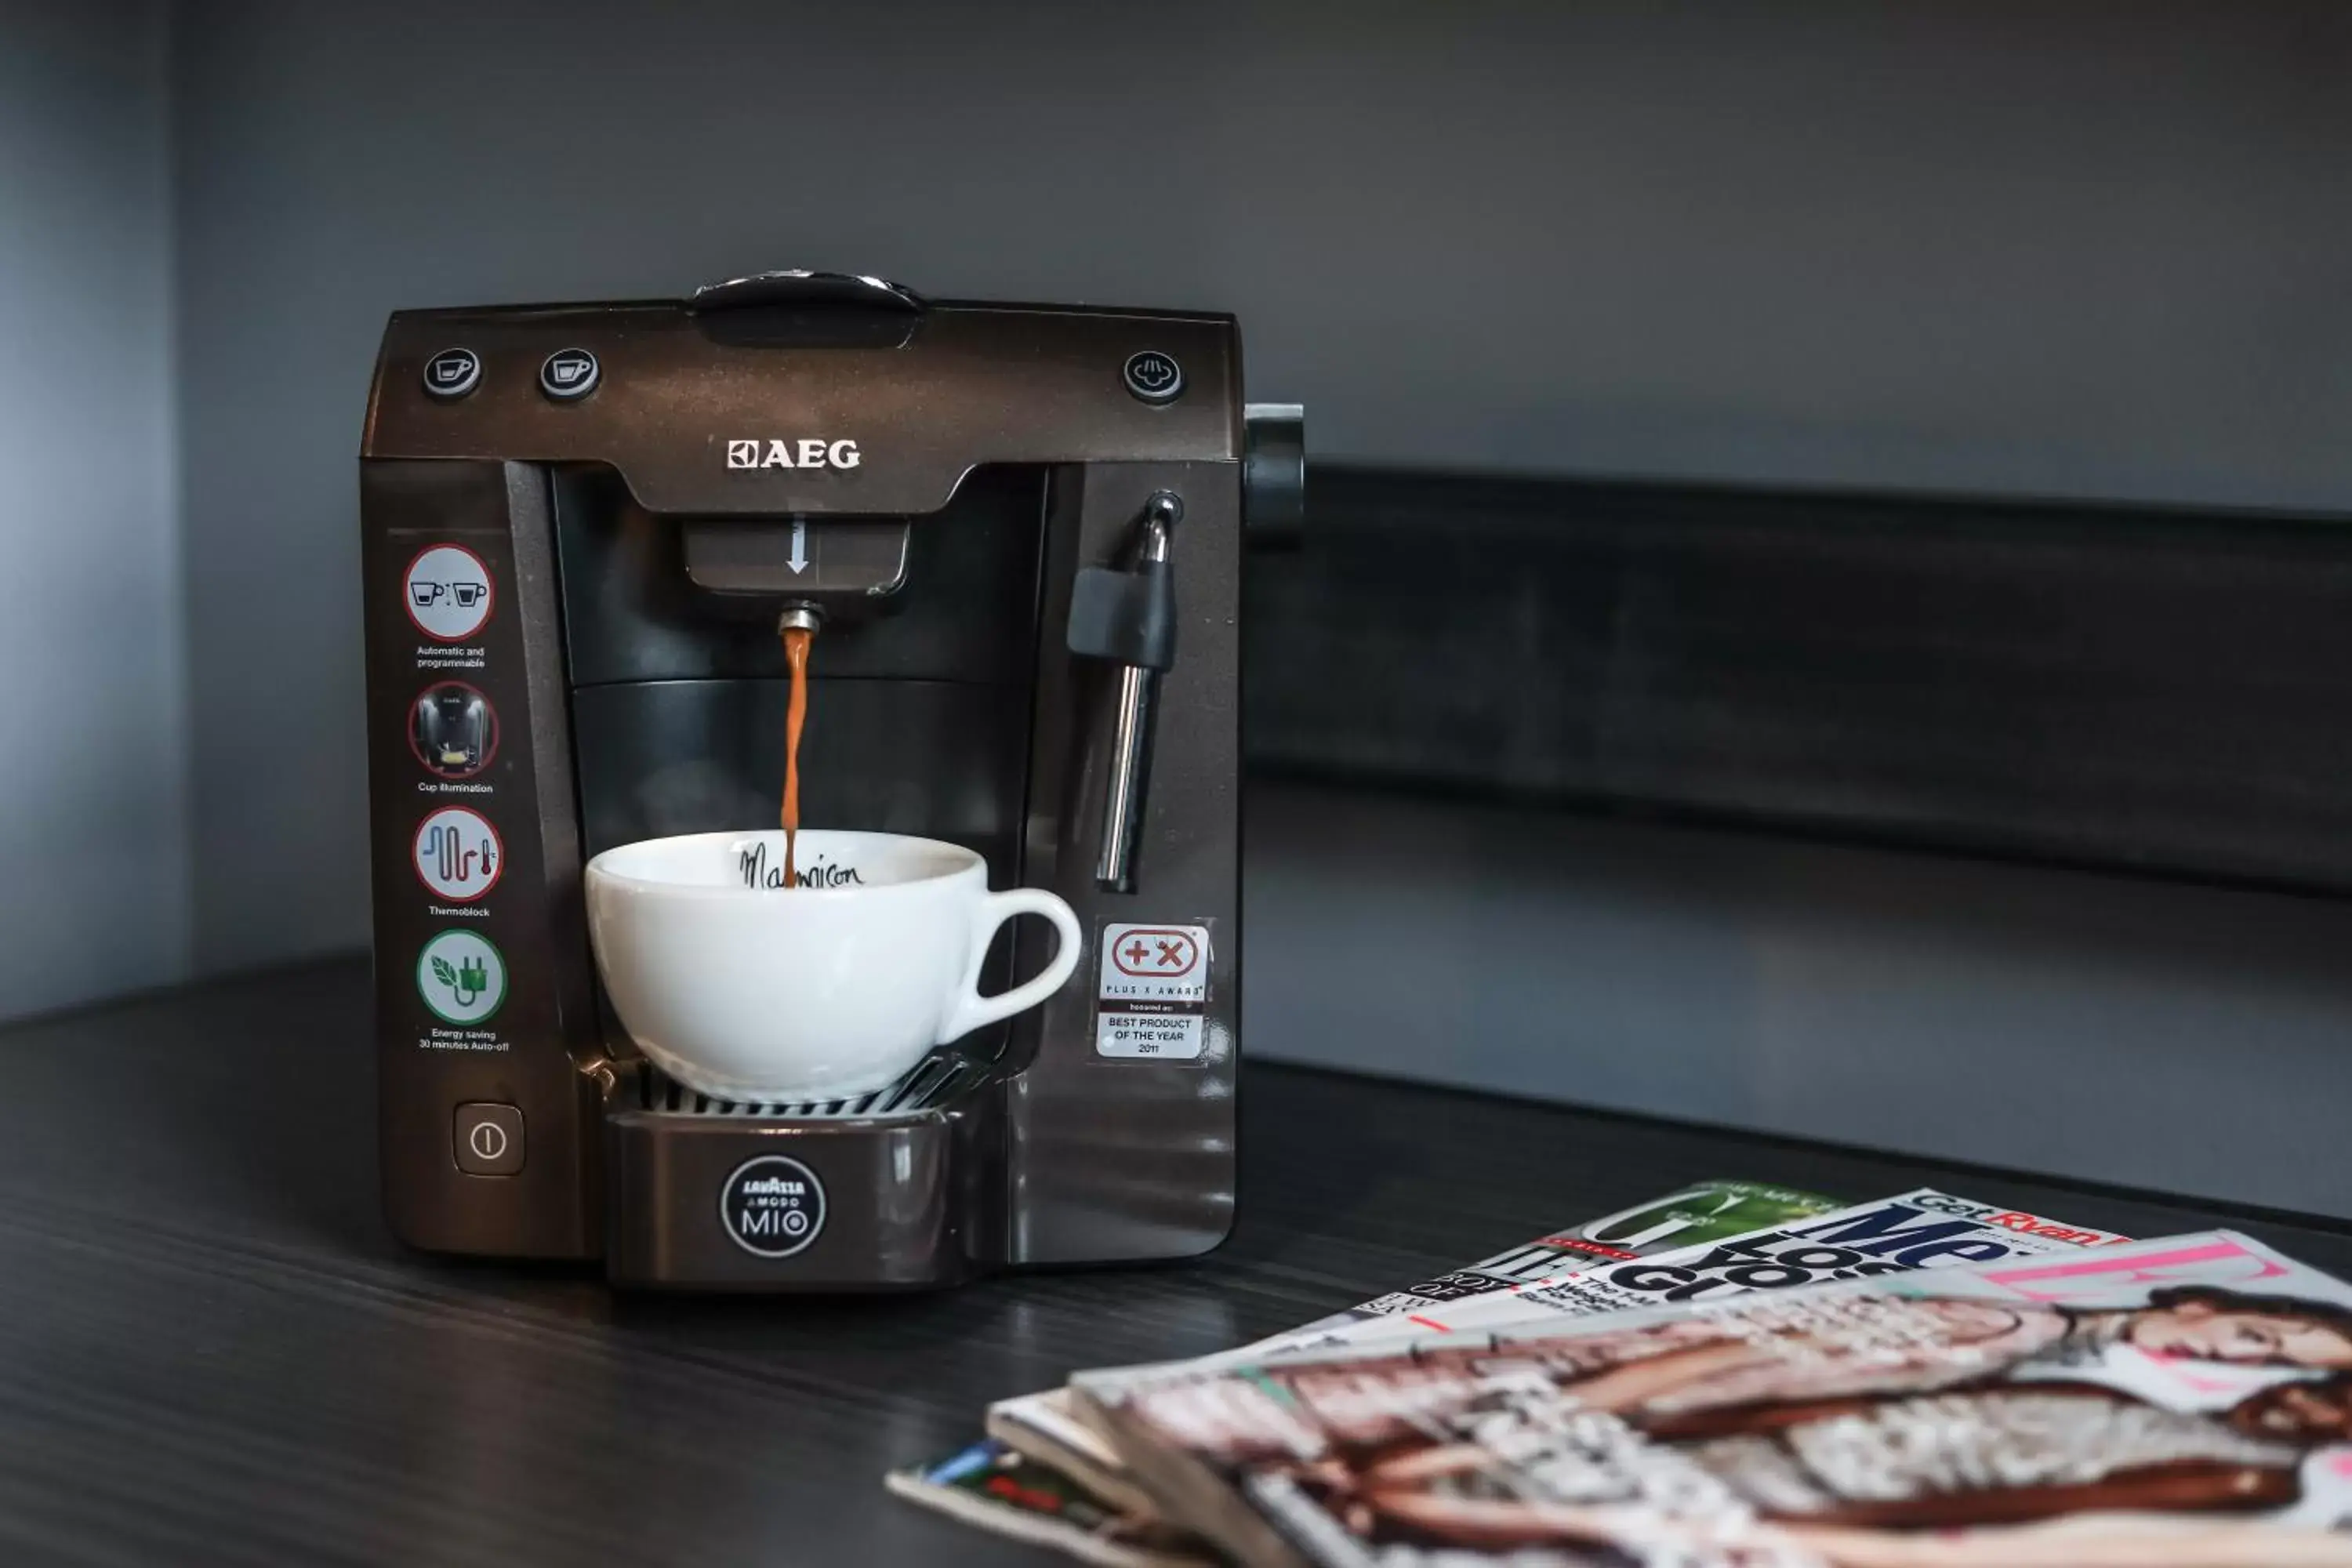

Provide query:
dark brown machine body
left=359, top=272, right=1298, bottom=1287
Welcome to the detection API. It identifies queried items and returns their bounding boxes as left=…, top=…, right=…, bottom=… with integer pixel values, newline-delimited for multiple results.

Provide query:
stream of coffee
left=780, top=623, right=812, bottom=886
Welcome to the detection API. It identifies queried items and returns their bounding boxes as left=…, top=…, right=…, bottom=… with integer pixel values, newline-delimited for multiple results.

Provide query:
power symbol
left=469, top=1122, right=508, bottom=1161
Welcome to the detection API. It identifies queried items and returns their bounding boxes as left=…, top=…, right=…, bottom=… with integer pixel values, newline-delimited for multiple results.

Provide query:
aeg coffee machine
left=360, top=271, right=1301, bottom=1288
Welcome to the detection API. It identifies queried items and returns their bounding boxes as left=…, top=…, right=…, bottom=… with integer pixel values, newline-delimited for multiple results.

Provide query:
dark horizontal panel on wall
left=1245, top=466, right=2352, bottom=894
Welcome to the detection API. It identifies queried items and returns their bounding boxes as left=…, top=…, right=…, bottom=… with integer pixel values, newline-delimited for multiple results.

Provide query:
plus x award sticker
left=1095, top=922, right=1210, bottom=1060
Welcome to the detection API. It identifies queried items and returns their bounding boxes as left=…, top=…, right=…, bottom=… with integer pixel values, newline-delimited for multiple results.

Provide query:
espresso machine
left=359, top=270, right=1301, bottom=1288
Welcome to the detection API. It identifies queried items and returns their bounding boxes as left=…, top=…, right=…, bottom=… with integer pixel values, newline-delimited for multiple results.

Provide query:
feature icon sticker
left=409, top=681, right=498, bottom=779
left=1096, top=922, right=1210, bottom=1060
left=403, top=543, right=495, bottom=642
left=416, top=929, right=506, bottom=1025
left=412, top=807, right=503, bottom=902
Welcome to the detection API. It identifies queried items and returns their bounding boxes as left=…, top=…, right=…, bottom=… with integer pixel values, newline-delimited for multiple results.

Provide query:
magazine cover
left=1327, top=1180, right=1843, bottom=1327
left=986, top=1180, right=1842, bottom=1505
left=1268, top=1187, right=2129, bottom=1356
left=1074, top=1230, right=2352, bottom=1567
left=884, top=1438, right=1207, bottom=1568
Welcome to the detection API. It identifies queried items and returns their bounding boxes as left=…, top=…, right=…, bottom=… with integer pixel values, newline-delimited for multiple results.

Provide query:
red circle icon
left=408, top=681, right=499, bottom=779
left=401, top=543, right=495, bottom=642
left=412, top=806, right=504, bottom=903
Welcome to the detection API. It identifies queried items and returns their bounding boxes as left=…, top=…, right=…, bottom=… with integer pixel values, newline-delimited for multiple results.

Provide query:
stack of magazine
left=891, top=1181, right=2352, bottom=1566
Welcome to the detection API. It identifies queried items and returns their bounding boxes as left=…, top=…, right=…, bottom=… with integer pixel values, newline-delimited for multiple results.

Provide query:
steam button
left=454, top=1102, right=525, bottom=1177
left=1123, top=350, right=1184, bottom=405
left=422, top=347, right=481, bottom=401
left=539, top=347, right=600, bottom=401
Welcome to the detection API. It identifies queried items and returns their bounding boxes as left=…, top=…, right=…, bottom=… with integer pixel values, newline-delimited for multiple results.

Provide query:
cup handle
left=943, top=887, right=1083, bottom=1041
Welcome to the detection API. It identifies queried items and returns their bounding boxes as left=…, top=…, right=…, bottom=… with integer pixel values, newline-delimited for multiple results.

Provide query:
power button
left=454, top=1102, right=525, bottom=1177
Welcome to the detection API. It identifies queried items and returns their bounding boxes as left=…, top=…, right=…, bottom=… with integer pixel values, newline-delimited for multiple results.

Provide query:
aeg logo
left=725, top=437, right=862, bottom=471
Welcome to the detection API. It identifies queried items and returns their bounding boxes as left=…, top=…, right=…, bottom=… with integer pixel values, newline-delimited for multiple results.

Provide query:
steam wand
left=1068, top=492, right=1181, bottom=893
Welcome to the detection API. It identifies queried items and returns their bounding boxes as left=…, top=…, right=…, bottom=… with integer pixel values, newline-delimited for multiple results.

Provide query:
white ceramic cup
left=583, top=829, right=1082, bottom=1102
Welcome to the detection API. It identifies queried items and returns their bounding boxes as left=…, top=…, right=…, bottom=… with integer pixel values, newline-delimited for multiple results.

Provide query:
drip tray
left=632, top=1051, right=989, bottom=1122
left=603, top=1051, right=998, bottom=1290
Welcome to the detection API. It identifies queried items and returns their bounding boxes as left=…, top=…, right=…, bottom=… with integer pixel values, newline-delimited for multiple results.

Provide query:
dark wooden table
left=4, top=959, right=2349, bottom=1566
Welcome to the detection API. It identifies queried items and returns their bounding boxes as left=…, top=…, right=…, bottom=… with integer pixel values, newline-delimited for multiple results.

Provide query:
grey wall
left=1248, top=783, right=2352, bottom=1218
left=0, top=2, right=187, bottom=1018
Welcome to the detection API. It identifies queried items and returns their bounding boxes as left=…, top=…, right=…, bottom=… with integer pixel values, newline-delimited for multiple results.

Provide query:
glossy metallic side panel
left=1010, top=463, right=1243, bottom=1264
left=365, top=459, right=601, bottom=1258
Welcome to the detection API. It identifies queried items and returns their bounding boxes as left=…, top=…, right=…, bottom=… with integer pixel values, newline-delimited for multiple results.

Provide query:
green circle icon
left=416, top=929, right=506, bottom=1025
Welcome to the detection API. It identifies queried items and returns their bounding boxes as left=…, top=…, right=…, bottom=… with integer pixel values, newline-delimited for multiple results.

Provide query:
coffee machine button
left=421, top=347, right=482, bottom=401
left=539, top=347, right=601, bottom=401
left=453, top=1102, right=526, bottom=1176
left=1122, top=350, right=1184, bottom=405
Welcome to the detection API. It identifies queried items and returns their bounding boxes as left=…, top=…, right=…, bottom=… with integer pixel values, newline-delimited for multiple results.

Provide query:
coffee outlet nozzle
left=679, top=514, right=912, bottom=623
left=361, top=270, right=1286, bottom=1289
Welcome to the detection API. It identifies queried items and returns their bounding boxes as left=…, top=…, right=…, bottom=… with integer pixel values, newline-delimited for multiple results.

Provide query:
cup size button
left=423, top=347, right=481, bottom=400
left=539, top=347, right=600, bottom=401
left=454, top=1102, right=525, bottom=1177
